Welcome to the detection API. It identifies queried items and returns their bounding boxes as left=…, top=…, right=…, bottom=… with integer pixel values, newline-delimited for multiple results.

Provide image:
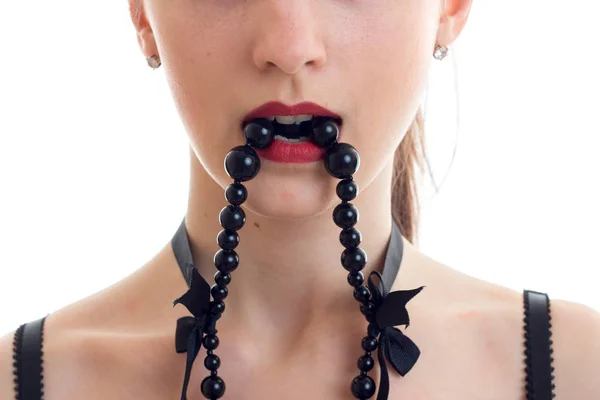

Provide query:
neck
left=184, top=147, right=398, bottom=335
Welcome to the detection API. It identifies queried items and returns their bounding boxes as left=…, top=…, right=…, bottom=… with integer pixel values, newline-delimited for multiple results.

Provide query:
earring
left=146, top=54, right=161, bottom=69
left=433, top=44, right=449, bottom=61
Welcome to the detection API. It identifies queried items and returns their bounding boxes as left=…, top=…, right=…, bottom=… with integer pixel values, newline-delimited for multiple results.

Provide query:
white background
left=0, top=1, right=598, bottom=335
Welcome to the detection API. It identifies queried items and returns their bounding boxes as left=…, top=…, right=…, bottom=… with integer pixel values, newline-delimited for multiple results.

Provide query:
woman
left=2, top=0, right=599, bottom=399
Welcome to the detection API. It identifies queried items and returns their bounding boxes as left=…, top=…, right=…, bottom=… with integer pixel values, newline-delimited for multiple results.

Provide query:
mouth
left=241, top=101, right=343, bottom=143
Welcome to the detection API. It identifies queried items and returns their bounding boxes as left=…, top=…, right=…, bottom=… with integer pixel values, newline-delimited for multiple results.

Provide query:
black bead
left=340, top=227, right=362, bottom=249
left=201, top=375, right=226, bottom=399
left=351, top=375, right=376, bottom=399
left=361, top=335, right=378, bottom=352
left=360, top=302, right=377, bottom=321
left=341, top=247, right=367, bottom=272
left=347, top=271, right=365, bottom=287
left=225, top=183, right=248, bottom=206
left=203, top=334, right=220, bottom=350
left=219, top=205, right=246, bottom=231
left=211, top=284, right=228, bottom=301
left=336, top=178, right=358, bottom=201
left=204, top=354, right=221, bottom=371
left=214, top=249, right=239, bottom=273
left=353, top=285, right=371, bottom=303
left=324, top=142, right=360, bottom=179
left=333, top=203, right=359, bottom=229
left=215, top=271, right=232, bottom=287
left=217, top=229, right=239, bottom=250
left=225, top=145, right=261, bottom=182
left=357, top=355, right=375, bottom=372
left=210, top=300, right=226, bottom=315
left=244, top=118, right=275, bottom=149
left=311, top=117, right=340, bottom=148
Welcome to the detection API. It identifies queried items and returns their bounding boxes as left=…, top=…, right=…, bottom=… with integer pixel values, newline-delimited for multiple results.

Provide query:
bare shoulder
left=0, top=328, right=17, bottom=399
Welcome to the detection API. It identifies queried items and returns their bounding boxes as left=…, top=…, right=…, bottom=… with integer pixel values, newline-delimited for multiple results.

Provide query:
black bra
left=11, top=219, right=556, bottom=399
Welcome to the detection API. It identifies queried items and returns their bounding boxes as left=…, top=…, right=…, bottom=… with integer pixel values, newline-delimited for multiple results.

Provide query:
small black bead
left=341, top=247, right=368, bottom=272
left=311, top=117, right=340, bottom=148
left=353, top=285, right=371, bottom=303
left=203, top=334, right=220, bottom=350
left=360, top=302, right=377, bottom=321
left=204, top=354, right=221, bottom=371
left=225, top=183, right=248, bottom=206
left=340, top=227, right=362, bottom=249
left=333, top=203, right=359, bottom=229
left=211, top=284, right=228, bottom=301
left=217, top=229, right=240, bottom=250
left=357, top=355, right=375, bottom=372
left=210, top=300, right=226, bottom=315
left=219, top=205, right=246, bottom=231
left=324, top=142, right=360, bottom=179
left=201, top=375, right=226, bottom=399
left=350, top=375, right=376, bottom=399
left=214, top=249, right=239, bottom=273
left=225, top=145, right=261, bottom=182
left=347, top=271, right=365, bottom=287
left=336, top=178, right=358, bottom=201
left=361, top=335, right=378, bottom=352
left=244, top=118, right=275, bottom=149
left=214, top=271, right=232, bottom=287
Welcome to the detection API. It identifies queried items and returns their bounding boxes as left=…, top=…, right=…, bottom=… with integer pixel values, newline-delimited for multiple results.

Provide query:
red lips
left=243, top=101, right=342, bottom=122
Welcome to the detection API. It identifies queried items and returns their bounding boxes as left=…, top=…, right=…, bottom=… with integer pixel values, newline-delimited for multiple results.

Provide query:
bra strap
left=13, top=316, right=47, bottom=400
left=523, top=289, right=556, bottom=399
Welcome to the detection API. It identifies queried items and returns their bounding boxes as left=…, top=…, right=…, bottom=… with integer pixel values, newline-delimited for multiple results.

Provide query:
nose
left=250, top=0, right=327, bottom=75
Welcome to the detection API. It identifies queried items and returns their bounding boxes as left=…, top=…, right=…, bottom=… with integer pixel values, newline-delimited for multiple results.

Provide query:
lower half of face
left=149, top=0, right=439, bottom=219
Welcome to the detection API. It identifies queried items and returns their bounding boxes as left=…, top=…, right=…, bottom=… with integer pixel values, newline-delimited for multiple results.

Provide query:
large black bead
left=360, top=302, right=378, bottom=322
left=336, top=178, right=358, bottom=201
left=211, top=284, right=228, bottom=301
left=324, top=142, right=359, bottom=179
left=201, top=375, right=226, bottom=399
left=357, top=355, right=375, bottom=372
left=351, top=375, right=376, bottom=399
left=202, top=334, right=220, bottom=350
left=225, top=183, right=248, bottom=206
left=361, top=335, right=378, bottom=352
left=210, top=300, right=226, bottom=315
left=347, top=271, right=365, bottom=287
left=244, top=118, right=275, bottom=149
left=341, top=247, right=367, bottom=272
left=311, top=117, right=340, bottom=148
left=214, top=249, right=239, bottom=273
left=215, top=271, right=232, bottom=287
left=217, top=229, right=239, bottom=250
left=353, top=285, right=371, bottom=303
left=204, top=354, right=221, bottom=371
left=225, top=145, right=261, bottom=182
left=333, top=203, right=359, bottom=229
left=219, top=205, right=246, bottom=231
left=340, top=227, right=362, bottom=248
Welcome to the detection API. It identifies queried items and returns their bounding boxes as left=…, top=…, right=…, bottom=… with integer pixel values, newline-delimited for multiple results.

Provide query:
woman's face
left=137, top=0, right=448, bottom=219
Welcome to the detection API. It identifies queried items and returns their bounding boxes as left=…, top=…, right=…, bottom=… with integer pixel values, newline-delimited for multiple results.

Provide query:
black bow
left=367, top=271, right=425, bottom=400
left=173, top=266, right=213, bottom=400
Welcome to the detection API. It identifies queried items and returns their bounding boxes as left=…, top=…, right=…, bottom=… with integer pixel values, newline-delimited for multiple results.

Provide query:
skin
left=2, top=0, right=599, bottom=398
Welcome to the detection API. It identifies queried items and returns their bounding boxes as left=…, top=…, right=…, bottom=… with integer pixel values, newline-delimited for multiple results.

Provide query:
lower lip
left=255, top=126, right=343, bottom=164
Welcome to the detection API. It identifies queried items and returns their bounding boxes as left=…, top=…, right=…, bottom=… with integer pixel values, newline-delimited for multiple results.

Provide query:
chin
left=240, top=173, right=338, bottom=221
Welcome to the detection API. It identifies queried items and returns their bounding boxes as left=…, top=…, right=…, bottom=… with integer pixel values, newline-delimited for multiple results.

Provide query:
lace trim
left=12, top=324, right=25, bottom=400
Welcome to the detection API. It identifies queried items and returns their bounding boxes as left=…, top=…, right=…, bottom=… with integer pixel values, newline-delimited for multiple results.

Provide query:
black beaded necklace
left=172, top=117, right=425, bottom=400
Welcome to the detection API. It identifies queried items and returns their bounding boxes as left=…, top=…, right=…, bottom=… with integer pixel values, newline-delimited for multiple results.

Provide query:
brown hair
left=391, top=107, right=429, bottom=244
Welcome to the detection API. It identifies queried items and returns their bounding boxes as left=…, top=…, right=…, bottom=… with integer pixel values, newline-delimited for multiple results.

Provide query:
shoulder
left=548, top=297, right=600, bottom=398
left=0, top=327, right=17, bottom=399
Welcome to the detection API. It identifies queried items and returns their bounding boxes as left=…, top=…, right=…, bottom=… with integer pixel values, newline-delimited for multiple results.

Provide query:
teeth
left=274, top=135, right=311, bottom=143
left=270, top=115, right=314, bottom=125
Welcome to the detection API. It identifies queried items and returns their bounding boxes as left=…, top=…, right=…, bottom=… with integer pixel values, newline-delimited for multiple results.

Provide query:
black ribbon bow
left=367, top=271, right=425, bottom=400
left=173, top=265, right=214, bottom=400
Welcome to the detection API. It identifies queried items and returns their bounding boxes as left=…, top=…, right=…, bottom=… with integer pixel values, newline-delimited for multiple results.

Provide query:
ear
left=128, top=0, right=158, bottom=59
left=436, top=0, right=474, bottom=46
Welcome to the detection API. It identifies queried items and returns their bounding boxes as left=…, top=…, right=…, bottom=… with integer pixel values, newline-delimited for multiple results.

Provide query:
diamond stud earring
left=146, top=54, right=161, bottom=69
left=433, top=44, right=449, bottom=60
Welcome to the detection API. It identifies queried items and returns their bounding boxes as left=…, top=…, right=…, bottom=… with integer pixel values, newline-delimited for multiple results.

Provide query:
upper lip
left=243, top=101, right=342, bottom=123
